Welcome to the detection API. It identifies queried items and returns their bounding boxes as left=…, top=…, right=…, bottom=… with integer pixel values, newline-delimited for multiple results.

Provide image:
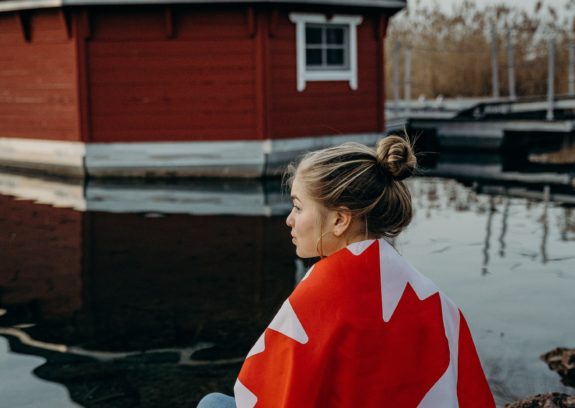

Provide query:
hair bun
left=375, top=135, right=417, bottom=181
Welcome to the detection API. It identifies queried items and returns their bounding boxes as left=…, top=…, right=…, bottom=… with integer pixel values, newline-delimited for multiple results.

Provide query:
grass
left=385, top=0, right=574, bottom=99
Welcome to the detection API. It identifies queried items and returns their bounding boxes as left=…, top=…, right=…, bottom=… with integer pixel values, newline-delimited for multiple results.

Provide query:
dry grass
left=529, top=141, right=575, bottom=164
left=386, top=0, right=574, bottom=99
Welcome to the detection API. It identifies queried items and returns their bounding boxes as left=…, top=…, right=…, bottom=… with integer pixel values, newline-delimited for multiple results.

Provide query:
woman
left=198, top=136, right=495, bottom=408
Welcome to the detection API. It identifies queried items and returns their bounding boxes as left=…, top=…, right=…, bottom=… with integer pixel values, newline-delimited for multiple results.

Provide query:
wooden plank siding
left=0, top=10, right=80, bottom=141
left=0, top=4, right=390, bottom=150
left=87, top=6, right=259, bottom=142
left=267, top=9, right=381, bottom=139
left=376, top=15, right=387, bottom=133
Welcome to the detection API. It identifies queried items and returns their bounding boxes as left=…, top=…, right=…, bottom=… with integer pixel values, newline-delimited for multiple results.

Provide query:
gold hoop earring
left=315, top=230, right=332, bottom=258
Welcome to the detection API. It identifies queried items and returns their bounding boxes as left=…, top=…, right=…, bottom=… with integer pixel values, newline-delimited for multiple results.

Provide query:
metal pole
left=507, top=28, right=516, bottom=99
left=404, top=46, right=412, bottom=116
left=393, top=40, right=401, bottom=116
left=569, top=42, right=575, bottom=96
left=490, top=22, right=500, bottom=99
left=547, top=38, right=555, bottom=121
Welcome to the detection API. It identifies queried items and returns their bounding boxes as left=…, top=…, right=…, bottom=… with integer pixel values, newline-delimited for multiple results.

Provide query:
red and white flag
left=235, top=239, right=495, bottom=407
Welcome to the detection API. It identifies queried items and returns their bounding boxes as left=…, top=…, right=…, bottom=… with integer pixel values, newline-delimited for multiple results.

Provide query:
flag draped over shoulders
left=234, top=239, right=495, bottom=408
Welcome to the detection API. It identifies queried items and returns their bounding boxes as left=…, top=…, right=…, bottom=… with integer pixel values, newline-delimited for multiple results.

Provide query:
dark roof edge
left=0, top=0, right=406, bottom=13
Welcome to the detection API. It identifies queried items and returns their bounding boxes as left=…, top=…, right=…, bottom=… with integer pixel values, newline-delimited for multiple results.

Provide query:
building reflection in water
left=0, top=173, right=299, bottom=407
left=0, top=155, right=574, bottom=407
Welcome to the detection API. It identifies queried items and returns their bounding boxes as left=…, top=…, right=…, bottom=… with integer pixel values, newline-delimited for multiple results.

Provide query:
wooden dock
left=386, top=96, right=575, bottom=152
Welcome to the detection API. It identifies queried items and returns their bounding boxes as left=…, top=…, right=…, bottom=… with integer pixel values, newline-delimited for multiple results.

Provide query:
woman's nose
left=286, top=210, right=294, bottom=227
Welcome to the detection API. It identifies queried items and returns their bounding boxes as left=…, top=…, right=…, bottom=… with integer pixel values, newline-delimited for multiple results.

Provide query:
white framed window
left=289, top=13, right=363, bottom=92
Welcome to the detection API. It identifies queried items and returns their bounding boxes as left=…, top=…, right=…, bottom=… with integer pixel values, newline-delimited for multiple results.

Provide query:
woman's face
left=286, top=175, right=324, bottom=258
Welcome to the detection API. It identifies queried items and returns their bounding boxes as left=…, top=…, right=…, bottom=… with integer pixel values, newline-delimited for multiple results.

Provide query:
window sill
left=300, top=71, right=357, bottom=90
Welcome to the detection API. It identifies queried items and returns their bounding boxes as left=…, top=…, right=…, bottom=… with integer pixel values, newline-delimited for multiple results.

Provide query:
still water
left=0, top=158, right=574, bottom=407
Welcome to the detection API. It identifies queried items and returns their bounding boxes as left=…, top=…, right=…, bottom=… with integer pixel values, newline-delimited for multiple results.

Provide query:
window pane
left=306, top=48, right=323, bottom=66
left=306, top=26, right=322, bottom=45
left=326, top=27, right=344, bottom=44
left=327, top=49, right=344, bottom=66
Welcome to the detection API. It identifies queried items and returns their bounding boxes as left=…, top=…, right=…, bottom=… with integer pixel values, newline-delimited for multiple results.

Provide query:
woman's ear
left=331, top=207, right=353, bottom=237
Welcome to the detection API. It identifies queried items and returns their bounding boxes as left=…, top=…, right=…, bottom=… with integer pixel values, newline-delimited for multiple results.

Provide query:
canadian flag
left=235, top=239, right=495, bottom=407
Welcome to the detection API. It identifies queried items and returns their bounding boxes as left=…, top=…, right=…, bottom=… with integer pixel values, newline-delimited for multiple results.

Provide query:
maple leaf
left=238, top=241, right=452, bottom=407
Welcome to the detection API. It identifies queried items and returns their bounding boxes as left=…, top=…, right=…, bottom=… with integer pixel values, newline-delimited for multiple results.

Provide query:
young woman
left=198, top=136, right=495, bottom=408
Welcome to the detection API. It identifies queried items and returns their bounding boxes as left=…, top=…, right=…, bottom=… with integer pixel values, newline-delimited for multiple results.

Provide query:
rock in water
left=541, top=348, right=575, bottom=387
left=505, top=393, right=575, bottom=408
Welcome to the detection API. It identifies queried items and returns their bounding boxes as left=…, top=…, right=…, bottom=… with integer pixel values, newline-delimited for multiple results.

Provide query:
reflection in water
left=0, top=165, right=574, bottom=407
left=540, top=186, right=550, bottom=264
left=399, top=179, right=575, bottom=406
left=294, top=259, right=307, bottom=285
left=0, top=188, right=298, bottom=407
left=430, top=150, right=575, bottom=187
left=499, top=196, right=509, bottom=258
left=529, top=134, right=575, bottom=165
left=561, top=207, right=575, bottom=242
left=483, top=196, right=496, bottom=276
left=0, top=325, right=243, bottom=366
left=0, top=336, right=80, bottom=407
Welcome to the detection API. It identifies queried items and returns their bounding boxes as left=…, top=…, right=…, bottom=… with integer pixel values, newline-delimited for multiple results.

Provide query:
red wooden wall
left=267, top=8, right=383, bottom=139
left=0, top=5, right=389, bottom=144
left=0, top=10, right=80, bottom=141
left=85, top=4, right=386, bottom=143
left=87, top=5, right=258, bottom=142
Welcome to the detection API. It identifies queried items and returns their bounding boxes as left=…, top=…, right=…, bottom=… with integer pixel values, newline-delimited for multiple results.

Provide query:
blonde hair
left=285, top=135, right=417, bottom=239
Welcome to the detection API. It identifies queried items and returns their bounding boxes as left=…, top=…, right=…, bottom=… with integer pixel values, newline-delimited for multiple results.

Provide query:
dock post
left=393, top=40, right=401, bottom=117
left=569, top=42, right=575, bottom=96
left=507, top=28, right=516, bottom=100
left=547, top=38, right=555, bottom=121
left=490, top=22, right=500, bottom=99
left=404, top=46, right=412, bottom=116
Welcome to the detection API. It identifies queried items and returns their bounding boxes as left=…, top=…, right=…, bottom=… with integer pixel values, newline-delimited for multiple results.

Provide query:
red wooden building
left=0, top=0, right=405, bottom=177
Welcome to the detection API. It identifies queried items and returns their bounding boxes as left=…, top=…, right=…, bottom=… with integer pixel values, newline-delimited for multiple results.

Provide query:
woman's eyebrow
left=290, top=195, right=300, bottom=201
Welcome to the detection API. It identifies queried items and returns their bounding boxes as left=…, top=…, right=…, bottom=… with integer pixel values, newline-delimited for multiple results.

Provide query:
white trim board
left=86, top=140, right=265, bottom=177
left=265, top=132, right=382, bottom=165
left=0, top=132, right=385, bottom=178
left=0, top=138, right=85, bottom=167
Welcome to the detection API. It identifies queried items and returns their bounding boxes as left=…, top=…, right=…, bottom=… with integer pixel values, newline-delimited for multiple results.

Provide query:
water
left=0, top=161, right=574, bottom=407
left=399, top=179, right=575, bottom=404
